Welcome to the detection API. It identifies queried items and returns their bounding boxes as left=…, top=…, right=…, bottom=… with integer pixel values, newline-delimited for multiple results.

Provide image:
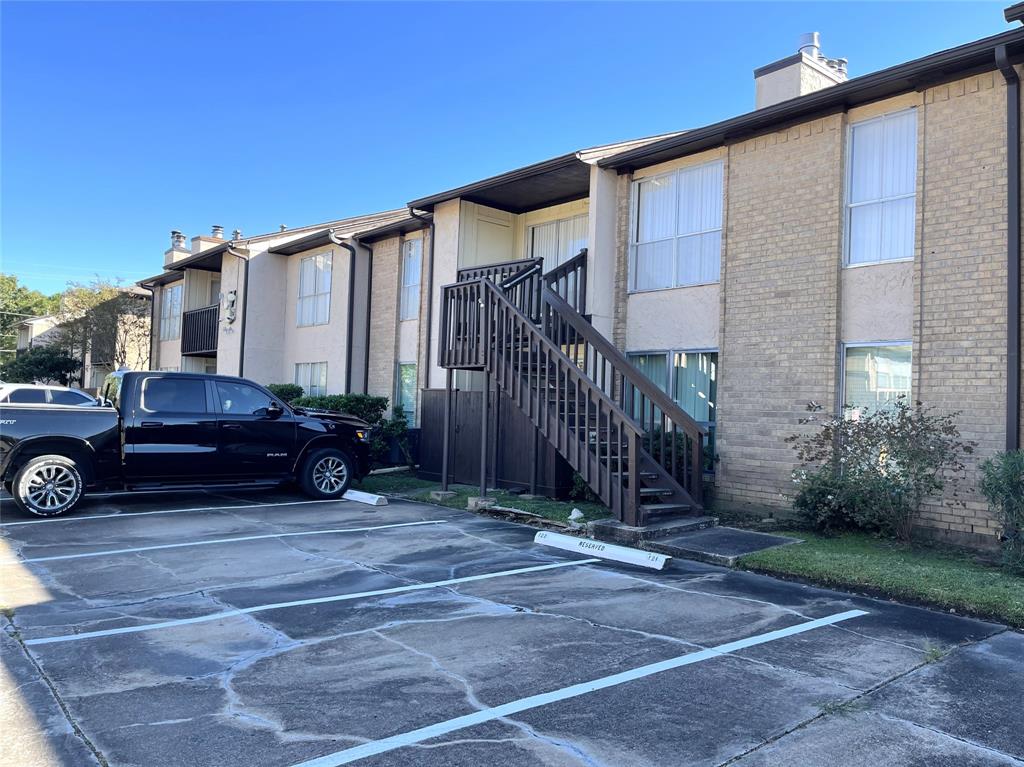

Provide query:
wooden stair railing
left=543, top=249, right=587, bottom=316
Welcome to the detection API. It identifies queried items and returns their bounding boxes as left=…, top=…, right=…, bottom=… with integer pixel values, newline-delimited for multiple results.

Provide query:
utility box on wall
left=418, top=389, right=574, bottom=498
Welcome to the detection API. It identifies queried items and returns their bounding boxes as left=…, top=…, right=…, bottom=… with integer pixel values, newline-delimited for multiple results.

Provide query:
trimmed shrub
left=266, top=383, right=304, bottom=403
left=787, top=397, right=975, bottom=541
left=291, top=394, right=389, bottom=426
left=979, top=450, right=1024, bottom=573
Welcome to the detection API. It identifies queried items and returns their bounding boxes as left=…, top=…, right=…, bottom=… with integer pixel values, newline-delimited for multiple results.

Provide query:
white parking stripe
left=290, top=609, right=869, bottom=767
left=0, top=498, right=353, bottom=527
left=24, top=558, right=600, bottom=646
left=6, top=520, right=445, bottom=564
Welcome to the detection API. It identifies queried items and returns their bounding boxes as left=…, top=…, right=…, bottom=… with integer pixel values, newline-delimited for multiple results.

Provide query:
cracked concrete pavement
left=1, top=488, right=1021, bottom=766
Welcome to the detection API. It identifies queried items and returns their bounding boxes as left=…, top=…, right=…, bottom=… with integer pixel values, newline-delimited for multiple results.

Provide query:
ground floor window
left=842, top=343, right=911, bottom=416
left=295, top=361, right=328, bottom=397
left=628, top=349, right=717, bottom=469
left=397, top=363, right=417, bottom=423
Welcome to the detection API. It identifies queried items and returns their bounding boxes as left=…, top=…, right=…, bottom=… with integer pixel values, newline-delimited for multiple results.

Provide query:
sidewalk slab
left=643, top=526, right=800, bottom=566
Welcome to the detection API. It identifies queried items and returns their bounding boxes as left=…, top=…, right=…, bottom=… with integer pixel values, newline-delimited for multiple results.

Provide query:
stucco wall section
left=840, top=261, right=914, bottom=343
left=625, top=285, right=720, bottom=351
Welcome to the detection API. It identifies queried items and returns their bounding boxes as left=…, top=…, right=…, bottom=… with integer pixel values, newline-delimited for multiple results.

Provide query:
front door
left=213, top=379, right=296, bottom=478
left=124, top=374, right=219, bottom=481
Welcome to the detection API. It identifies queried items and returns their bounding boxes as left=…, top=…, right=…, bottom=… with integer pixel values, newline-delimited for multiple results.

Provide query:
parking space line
left=0, top=498, right=355, bottom=527
left=6, top=520, right=446, bottom=564
left=24, top=558, right=600, bottom=646
left=289, top=609, right=869, bottom=767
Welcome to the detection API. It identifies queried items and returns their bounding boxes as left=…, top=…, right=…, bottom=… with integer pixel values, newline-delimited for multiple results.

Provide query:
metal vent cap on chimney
left=211, top=225, right=224, bottom=239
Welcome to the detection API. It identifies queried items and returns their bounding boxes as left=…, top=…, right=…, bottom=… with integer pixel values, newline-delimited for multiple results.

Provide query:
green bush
left=979, top=450, right=1024, bottom=574
left=787, top=397, right=975, bottom=541
left=291, top=394, right=389, bottom=426
left=290, top=394, right=412, bottom=468
left=266, top=383, right=304, bottom=403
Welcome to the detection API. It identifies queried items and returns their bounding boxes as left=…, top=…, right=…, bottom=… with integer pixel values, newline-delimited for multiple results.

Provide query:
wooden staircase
left=439, top=252, right=707, bottom=527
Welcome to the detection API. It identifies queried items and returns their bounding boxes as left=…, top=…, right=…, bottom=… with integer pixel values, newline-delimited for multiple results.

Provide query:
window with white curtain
left=630, top=161, right=723, bottom=291
left=842, top=343, right=911, bottom=415
left=294, top=361, right=328, bottom=397
left=296, top=253, right=332, bottom=326
left=159, top=284, right=182, bottom=340
left=528, top=214, right=588, bottom=266
left=399, top=239, right=422, bottom=321
left=846, top=109, right=917, bottom=265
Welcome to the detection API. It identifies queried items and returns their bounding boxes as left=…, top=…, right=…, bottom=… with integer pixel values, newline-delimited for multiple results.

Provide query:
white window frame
left=628, top=160, right=724, bottom=293
left=294, top=361, right=328, bottom=397
left=840, top=340, right=912, bottom=413
left=296, top=252, right=333, bottom=327
left=527, top=213, right=589, bottom=266
left=159, top=284, right=182, bottom=341
left=399, top=239, right=422, bottom=322
left=844, top=108, right=918, bottom=268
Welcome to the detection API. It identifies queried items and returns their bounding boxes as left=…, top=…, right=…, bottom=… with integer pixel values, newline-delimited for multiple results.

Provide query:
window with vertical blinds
left=159, top=284, right=182, bottom=340
left=630, top=161, right=723, bottom=291
left=846, top=109, right=917, bottom=265
left=400, top=240, right=422, bottom=321
left=528, top=214, right=588, bottom=266
left=297, top=253, right=332, bottom=327
left=295, top=361, right=328, bottom=397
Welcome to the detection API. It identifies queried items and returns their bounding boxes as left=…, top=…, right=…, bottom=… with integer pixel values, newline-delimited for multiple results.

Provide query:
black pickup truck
left=0, top=370, right=371, bottom=517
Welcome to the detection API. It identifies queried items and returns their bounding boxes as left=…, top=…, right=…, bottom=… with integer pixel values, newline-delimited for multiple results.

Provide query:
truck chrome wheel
left=25, top=464, right=78, bottom=510
left=13, top=456, right=84, bottom=517
left=312, top=456, right=348, bottom=494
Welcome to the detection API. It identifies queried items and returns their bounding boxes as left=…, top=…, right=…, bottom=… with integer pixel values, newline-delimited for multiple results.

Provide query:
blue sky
left=0, top=1, right=1010, bottom=294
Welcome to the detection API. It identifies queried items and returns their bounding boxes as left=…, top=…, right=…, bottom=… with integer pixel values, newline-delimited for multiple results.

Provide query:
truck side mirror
left=266, top=401, right=284, bottom=419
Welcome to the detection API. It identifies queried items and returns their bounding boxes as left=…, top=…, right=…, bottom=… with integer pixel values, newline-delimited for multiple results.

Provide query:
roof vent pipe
left=280, top=224, right=288, bottom=232
left=232, top=229, right=242, bottom=240
left=798, top=32, right=820, bottom=59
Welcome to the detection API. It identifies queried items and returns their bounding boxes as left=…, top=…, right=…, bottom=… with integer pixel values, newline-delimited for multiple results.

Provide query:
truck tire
left=298, top=448, right=353, bottom=500
left=12, top=455, right=85, bottom=517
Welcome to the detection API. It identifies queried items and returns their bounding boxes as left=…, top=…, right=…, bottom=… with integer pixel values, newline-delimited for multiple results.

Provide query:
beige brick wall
left=915, top=72, right=1007, bottom=543
left=610, top=70, right=1018, bottom=546
left=367, top=236, right=401, bottom=405
left=713, top=115, right=845, bottom=514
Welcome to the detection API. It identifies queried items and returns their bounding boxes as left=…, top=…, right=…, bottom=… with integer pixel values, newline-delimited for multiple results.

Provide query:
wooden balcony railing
left=181, top=304, right=219, bottom=356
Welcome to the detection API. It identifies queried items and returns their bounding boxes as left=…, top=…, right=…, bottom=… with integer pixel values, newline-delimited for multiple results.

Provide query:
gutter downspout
left=138, top=281, right=157, bottom=370
left=226, top=243, right=251, bottom=377
left=330, top=230, right=359, bottom=393
left=997, top=44, right=1022, bottom=452
left=360, top=238, right=373, bottom=394
left=409, top=208, right=435, bottom=384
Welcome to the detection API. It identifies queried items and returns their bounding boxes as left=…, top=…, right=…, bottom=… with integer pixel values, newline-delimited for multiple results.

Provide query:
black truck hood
left=294, top=408, right=370, bottom=430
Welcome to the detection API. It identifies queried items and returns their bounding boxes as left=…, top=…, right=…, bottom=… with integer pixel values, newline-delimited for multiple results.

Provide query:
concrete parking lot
left=1, top=488, right=1022, bottom=767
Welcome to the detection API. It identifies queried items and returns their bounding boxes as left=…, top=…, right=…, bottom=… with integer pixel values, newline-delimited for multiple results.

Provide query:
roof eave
left=601, top=27, right=1024, bottom=171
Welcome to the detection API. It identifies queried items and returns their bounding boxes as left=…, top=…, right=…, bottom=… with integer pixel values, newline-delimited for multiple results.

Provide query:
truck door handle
left=140, top=421, right=163, bottom=428
left=221, top=423, right=242, bottom=430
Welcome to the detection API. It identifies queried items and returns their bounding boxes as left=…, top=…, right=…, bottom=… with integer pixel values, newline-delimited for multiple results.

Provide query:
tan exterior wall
left=914, top=71, right=1008, bottom=542
left=841, top=261, right=914, bottom=343
left=368, top=236, right=402, bottom=407
left=713, top=114, right=845, bottom=513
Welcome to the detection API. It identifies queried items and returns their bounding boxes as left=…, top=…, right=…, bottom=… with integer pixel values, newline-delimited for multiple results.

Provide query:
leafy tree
left=0, top=274, right=59, bottom=364
left=54, top=278, right=151, bottom=383
left=0, top=345, right=81, bottom=385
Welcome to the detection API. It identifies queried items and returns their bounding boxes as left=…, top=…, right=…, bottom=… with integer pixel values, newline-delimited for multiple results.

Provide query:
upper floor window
left=846, top=109, right=917, bottom=266
left=630, top=161, right=723, bottom=292
left=400, top=239, right=422, bottom=321
left=159, top=284, right=182, bottom=341
left=528, top=213, right=588, bottom=267
left=297, top=253, right=332, bottom=326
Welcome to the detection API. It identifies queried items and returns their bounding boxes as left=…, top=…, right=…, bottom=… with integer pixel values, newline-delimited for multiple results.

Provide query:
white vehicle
left=0, top=383, right=97, bottom=407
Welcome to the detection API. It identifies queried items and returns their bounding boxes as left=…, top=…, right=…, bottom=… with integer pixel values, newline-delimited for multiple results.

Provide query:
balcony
left=181, top=304, right=219, bottom=356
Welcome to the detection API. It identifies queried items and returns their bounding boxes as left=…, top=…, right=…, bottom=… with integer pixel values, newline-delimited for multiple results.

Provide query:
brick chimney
left=754, top=33, right=848, bottom=109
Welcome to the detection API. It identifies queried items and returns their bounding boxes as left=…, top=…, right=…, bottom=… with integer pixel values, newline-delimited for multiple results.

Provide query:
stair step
left=640, top=503, right=692, bottom=517
left=640, top=472, right=659, bottom=481
left=639, top=487, right=675, bottom=498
